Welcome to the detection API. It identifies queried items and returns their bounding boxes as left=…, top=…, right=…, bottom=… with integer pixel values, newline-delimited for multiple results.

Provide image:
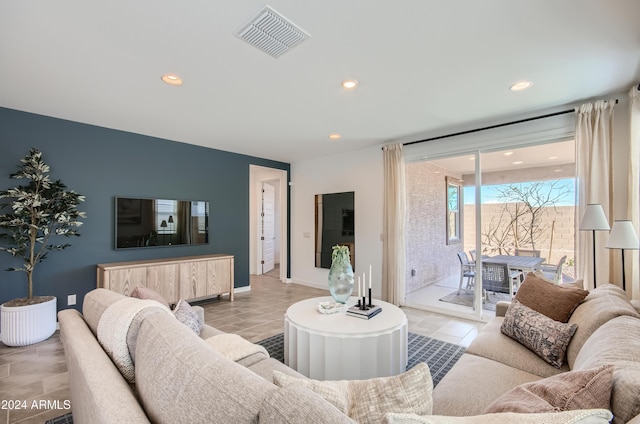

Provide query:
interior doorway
left=249, top=165, right=288, bottom=282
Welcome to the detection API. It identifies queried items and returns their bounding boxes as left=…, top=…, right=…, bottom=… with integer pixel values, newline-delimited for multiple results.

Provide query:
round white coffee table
left=284, top=296, right=408, bottom=380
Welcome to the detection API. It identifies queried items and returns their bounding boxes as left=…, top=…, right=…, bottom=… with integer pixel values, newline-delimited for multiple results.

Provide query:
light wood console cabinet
left=97, top=254, right=234, bottom=304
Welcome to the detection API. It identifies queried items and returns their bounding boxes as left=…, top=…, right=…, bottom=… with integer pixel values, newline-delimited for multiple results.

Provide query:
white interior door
left=262, top=182, right=276, bottom=273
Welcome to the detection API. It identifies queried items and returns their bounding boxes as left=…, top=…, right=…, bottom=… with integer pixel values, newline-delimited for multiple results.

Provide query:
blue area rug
left=256, top=331, right=465, bottom=386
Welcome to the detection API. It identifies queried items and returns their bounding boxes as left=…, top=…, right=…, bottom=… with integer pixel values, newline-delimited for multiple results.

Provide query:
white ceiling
left=1, top=1, right=639, bottom=163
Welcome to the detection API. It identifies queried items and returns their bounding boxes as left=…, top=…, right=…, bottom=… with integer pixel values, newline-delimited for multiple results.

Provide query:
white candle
left=369, top=264, right=372, bottom=289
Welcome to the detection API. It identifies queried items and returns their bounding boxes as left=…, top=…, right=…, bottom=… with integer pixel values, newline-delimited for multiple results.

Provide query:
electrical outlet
left=303, top=232, right=310, bottom=238
left=68, top=294, right=76, bottom=306
left=411, top=269, right=417, bottom=277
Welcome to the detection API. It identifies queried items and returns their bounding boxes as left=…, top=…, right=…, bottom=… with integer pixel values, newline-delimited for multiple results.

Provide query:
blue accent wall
left=0, top=107, right=290, bottom=311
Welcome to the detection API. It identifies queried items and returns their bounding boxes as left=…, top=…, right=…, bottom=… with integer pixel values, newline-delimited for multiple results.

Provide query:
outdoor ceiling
left=430, top=140, right=575, bottom=174
left=1, top=1, right=639, bottom=163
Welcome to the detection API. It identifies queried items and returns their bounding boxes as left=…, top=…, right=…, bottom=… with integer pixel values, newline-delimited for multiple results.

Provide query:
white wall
left=290, top=146, right=384, bottom=297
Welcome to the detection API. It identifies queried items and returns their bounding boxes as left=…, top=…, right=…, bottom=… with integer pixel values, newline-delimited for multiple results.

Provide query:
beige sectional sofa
left=58, top=284, right=640, bottom=423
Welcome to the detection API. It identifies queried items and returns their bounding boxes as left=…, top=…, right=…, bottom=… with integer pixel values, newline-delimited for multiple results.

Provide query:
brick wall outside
left=405, top=161, right=576, bottom=294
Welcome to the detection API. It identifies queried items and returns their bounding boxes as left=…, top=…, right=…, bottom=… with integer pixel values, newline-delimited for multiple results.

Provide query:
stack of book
left=346, top=304, right=382, bottom=320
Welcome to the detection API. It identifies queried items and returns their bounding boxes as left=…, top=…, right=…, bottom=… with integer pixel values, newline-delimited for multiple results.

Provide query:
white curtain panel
left=628, top=86, right=640, bottom=300
left=382, top=144, right=406, bottom=306
left=575, top=100, right=616, bottom=290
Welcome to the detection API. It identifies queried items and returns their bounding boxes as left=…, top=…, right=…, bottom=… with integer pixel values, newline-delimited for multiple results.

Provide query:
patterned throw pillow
left=173, top=299, right=203, bottom=335
left=483, top=364, right=613, bottom=413
left=501, top=300, right=577, bottom=368
left=272, top=362, right=433, bottom=424
left=130, top=286, right=170, bottom=308
left=515, top=273, right=588, bottom=322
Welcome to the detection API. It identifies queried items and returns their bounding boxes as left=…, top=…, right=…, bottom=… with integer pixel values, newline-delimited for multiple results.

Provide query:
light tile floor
left=0, top=270, right=485, bottom=423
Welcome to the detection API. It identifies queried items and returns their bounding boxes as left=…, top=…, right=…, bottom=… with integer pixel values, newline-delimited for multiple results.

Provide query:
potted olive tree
left=0, top=148, right=86, bottom=346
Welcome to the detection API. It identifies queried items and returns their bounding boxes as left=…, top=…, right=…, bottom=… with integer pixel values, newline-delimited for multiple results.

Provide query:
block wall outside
left=464, top=203, right=576, bottom=277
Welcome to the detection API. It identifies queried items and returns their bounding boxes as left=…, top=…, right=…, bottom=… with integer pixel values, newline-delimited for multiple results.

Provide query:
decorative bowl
left=317, top=301, right=344, bottom=314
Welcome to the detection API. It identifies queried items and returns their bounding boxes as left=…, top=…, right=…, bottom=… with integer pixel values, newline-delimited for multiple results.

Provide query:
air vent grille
left=235, top=6, right=309, bottom=58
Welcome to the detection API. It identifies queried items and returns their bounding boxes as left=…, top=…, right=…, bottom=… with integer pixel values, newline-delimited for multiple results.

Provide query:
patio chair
left=482, top=261, right=521, bottom=297
left=456, top=251, right=476, bottom=293
left=469, top=250, right=477, bottom=261
left=539, top=255, right=567, bottom=284
left=514, top=248, right=541, bottom=257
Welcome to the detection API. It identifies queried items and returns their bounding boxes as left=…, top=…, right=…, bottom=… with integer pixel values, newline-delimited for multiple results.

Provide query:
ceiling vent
left=235, top=6, right=310, bottom=58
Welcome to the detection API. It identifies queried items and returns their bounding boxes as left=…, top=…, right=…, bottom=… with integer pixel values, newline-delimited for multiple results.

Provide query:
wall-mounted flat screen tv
left=115, top=197, right=209, bottom=249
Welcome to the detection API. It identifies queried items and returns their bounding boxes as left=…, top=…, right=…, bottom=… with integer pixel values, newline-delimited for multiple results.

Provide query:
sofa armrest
left=631, top=300, right=640, bottom=315
left=58, top=309, right=151, bottom=424
left=495, top=301, right=511, bottom=317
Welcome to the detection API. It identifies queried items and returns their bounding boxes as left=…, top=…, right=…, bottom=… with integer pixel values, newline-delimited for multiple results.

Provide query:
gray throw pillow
left=173, top=299, right=203, bottom=335
left=501, top=300, right=577, bottom=368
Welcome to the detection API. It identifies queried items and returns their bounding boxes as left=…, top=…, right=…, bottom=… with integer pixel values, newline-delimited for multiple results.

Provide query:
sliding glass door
left=404, top=140, right=576, bottom=320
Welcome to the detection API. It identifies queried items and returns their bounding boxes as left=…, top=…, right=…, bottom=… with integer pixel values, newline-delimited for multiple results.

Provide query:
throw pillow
left=173, top=299, right=203, bottom=335
left=130, top=286, right=170, bottom=308
left=273, top=362, right=432, bottom=424
left=384, top=409, right=613, bottom=424
left=515, top=273, right=588, bottom=322
left=501, top=300, right=577, bottom=368
left=483, top=364, right=613, bottom=413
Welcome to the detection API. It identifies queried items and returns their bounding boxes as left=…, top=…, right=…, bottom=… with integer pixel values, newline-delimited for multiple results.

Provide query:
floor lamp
left=579, top=204, right=610, bottom=288
left=605, top=220, right=639, bottom=291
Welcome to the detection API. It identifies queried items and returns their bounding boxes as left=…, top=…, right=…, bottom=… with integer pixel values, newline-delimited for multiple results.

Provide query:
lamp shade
left=605, top=220, right=639, bottom=250
left=580, top=204, right=610, bottom=231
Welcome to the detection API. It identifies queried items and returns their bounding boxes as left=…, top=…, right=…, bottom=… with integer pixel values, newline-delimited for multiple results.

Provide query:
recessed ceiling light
left=503, top=151, right=514, bottom=156
left=549, top=156, right=558, bottom=160
left=161, top=73, right=183, bottom=86
left=328, top=133, right=341, bottom=140
left=554, top=169, right=562, bottom=172
left=341, top=79, right=358, bottom=90
left=513, top=161, right=524, bottom=165
left=509, top=81, right=533, bottom=91
left=469, top=157, right=475, bottom=161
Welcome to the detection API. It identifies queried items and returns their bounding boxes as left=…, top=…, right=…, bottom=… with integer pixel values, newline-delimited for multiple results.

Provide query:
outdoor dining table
left=483, top=254, right=545, bottom=272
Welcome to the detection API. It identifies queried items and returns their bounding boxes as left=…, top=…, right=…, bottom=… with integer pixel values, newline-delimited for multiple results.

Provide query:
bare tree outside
left=481, top=180, right=573, bottom=256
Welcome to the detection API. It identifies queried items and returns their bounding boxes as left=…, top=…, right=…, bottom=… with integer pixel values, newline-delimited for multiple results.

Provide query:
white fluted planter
left=1, top=297, right=57, bottom=346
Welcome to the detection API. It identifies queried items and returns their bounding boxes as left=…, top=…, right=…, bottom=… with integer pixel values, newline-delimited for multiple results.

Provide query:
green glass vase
left=328, top=246, right=354, bottom=303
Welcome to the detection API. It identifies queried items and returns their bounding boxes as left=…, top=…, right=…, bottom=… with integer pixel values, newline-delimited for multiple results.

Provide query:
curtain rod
left=402, top=98, right=618, bottom=147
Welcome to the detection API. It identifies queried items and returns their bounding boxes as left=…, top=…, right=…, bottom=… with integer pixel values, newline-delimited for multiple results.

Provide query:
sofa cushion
left=501, top=300, right=577, bottom=368
left=483, top=364, right=613, bottom=413
left=466, top=317, right=568, bottom=378
left=248, top=357, right=307, bottom=383
left=572, top=315, right=640, bottom=424
left=205, top=333, right=268, bottom=365
left=135, top=312, right=276, bottom=424
left=273, top=362, right=432, bottom=424
left=432, top=354, right=542, bottom=416
left=259, top=385, right=357, bottom=424
left=515, top=273, right=588, bottom=322
left=566, top=284, right=640, bottom=368
left=385, top=409, right=613, bottom=424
